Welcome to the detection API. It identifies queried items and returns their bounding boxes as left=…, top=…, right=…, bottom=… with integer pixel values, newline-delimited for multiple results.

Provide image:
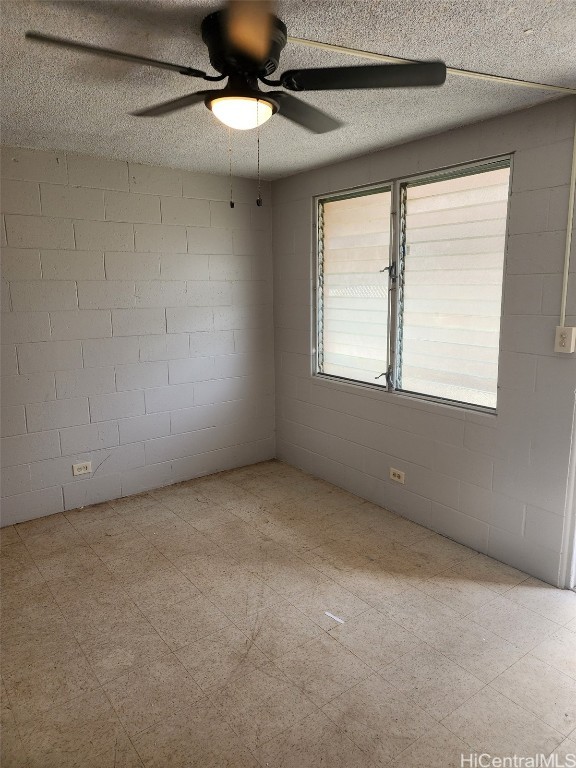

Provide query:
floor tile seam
left=126, top=700, right=262, bottom=768
left=147, top=610, right=236, bottom=655
left=169, top=501, right=229, bottom=522
left=98, top=646, right=202, bottom=694
left=481, top=680, right=572, bottom=737
left=1, top=555, right=46, bottom=591
left=0, top=674, right=32, bottom=748
left=364, top=654, right=460, bottom=724
left=282, top=589, right=373, bottom=630
left=7, top=524, right=26, bottom=547
left=126, top=521, right=218, bottom=582
left=112, top=541, right=208, bottom=583
left=171, top=616, right=275, bottom=671
left=319, top=568, right=414, bottom=604
left=438, top=689, right=566, bottom=752
left=327, top=600, right=413, bottom=632
left=417, top=557, right=530, bottom=589
left=422, top=572, right=531, bottom=597
left=173, top=645, right=272, bottom=698
left=9, top=678, right=114, bottom=753
left=218, top=560, right=324, bottom=614
left=390, top=720, right=467, bottom=764
left=26, top=578, right=99, bottom=668
left=21, top=535, right=87, bottom=565
left=80, top=528, right=149, bottom=553
left=505, top=593, right=576, bottom=628
left=228, top=609, right=335, bottom=662
left=2, top=624, right=100, bottom=680
left=490, top=651, right=576, bottom=694
left=113, top=505, right=178, bottom=525
left=99, top=658, right=206, bottom=744
left=16, top=516, right=77, bottom=543
left=360, top=589, right=453, bottom=624
left=317, top=674, right=441, bottom=764
left=437, top=702, right=494, bottom=753
left=273, top=655, right=374, bottom=715
left=254, top=566, right=347, bottom=599
left=379, top=665, right=490, bottom=722
left=57, top=575, right=175, bottom=663
left=90, top=683, right=147, bottom=767
left=326, top=627, right=423, bottom=678
left=409, top=580, right=503, bottom=619
left=64, top=508, right=122, bottom=533
left=526, top=639, right=576, bottom=681
left=465, top=598, right=566, bottom=646
left=268, top=632, right=377, bottom=699
left=427, top=634, right=536, bottom=689
left=203, top=681, right=325, bottom=754
left=44, top=551, right=155, bottom=623
left=50, top=513, right=153, bottom=564
left=199, top=589, right=288, bottom=631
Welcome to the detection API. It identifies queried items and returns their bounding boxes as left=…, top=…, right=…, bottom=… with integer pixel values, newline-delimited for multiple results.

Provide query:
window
left=319, top=188, right=392, bottom=386
left=317, top=158, right=511, bottom=410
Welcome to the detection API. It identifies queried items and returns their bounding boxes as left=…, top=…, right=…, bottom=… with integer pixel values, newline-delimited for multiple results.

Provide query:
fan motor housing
left=201, top=10, right=287, bottom=77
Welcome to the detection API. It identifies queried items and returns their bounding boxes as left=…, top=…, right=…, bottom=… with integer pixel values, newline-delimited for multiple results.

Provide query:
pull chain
left=256, top=100, right=263, bottom=206
left=228, top=127, right=234, bottom=209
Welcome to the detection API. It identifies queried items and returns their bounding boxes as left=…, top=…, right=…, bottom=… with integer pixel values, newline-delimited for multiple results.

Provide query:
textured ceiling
left=1, top=0, right=575, bottom=179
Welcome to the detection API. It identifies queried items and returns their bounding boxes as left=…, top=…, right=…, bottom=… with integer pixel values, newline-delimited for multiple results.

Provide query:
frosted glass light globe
left=210, top=96, right=273, bottom=130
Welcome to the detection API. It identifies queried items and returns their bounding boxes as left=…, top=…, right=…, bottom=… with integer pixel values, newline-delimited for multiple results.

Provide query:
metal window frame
left=315, top=182, right=394, bottom=390
left=314, top=153, right=513, bottom=413
left=394, top=155, right=513, bottom=412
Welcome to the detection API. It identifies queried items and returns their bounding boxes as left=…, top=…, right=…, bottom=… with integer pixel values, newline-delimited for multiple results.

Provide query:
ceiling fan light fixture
left=208, top=95, right=275, bottom=130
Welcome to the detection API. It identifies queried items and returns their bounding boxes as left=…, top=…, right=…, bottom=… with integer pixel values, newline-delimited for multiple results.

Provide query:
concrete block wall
left=0, top=147, right=274, bottom=523
left=272, top=96, right=576, bottom=586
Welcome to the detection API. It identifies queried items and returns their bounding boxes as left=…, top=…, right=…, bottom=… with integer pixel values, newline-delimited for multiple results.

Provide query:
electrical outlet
left=554, top=326, right=576, bottom=353
left=72, top=462, right=92, bottom=476
left=390, top=467, right=405, bottom=484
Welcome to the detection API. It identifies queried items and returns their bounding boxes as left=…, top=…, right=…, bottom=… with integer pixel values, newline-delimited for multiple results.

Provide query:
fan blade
left=132, top=91, right=212, bottom=117
left=225, top=0, right=273, bottom=62
left=280, top=62, right=447, bottom=91
left=25, top=31, right=207, bottom=77
left=269, top=92, right=342, bottom=133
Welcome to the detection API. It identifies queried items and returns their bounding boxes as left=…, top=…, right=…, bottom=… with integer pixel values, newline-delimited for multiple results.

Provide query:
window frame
left=314, top=153, right=514, bottom=414
left=315, top=182, right=394, bottom=389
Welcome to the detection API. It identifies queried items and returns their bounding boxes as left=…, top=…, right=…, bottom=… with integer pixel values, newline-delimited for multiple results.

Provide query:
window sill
left=312, top=372, right=498, bottom=418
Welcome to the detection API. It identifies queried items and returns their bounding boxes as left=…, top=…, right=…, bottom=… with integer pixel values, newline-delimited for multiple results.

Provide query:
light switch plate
left=554, top=326, right=576, bottom=353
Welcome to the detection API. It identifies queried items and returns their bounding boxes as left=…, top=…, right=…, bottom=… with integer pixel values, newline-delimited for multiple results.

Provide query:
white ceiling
left=1, top=0, right=575, bottom=179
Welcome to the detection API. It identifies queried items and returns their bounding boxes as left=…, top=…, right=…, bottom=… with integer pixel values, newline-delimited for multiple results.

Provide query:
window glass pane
left=400, top=165, right=510, bottom=408
left=320, top=190, right=391, bottom=385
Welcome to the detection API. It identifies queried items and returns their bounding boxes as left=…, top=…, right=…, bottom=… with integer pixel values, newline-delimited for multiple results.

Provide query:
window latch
left=375, top=365, right=394, bottom=389
left=379, top=262, right=397, bottom=283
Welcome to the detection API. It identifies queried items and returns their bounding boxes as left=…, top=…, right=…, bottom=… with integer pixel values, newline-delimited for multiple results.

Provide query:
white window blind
left=400, top=164, right=510, bottom=408
left=320, top=190, right=392, bottom=385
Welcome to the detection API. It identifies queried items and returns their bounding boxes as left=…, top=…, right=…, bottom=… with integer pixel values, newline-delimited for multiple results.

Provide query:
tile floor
left=1, top=459, right=576, bottom=767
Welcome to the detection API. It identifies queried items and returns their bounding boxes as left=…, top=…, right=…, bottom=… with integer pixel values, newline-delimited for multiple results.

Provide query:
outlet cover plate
left=72, top=462, right=92, bottom=476
left=390, top=467, right=405, bottom=484
left=555, top=326, right=576, bottom=353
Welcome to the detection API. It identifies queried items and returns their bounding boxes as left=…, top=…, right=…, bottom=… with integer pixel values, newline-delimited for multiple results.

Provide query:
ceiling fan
left=25, top=0, right=447, bottom=134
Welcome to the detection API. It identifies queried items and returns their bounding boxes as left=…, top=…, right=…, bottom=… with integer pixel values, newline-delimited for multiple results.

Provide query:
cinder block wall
left=0, top=147, right=274, bottom=523
left=272, top=96, right=576, bottom=586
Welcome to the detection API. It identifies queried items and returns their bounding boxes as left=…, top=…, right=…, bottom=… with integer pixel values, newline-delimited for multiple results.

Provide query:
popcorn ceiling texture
left=1, top=0, right=575, bottom=178
left=0, top=147, right=275, bottom=523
